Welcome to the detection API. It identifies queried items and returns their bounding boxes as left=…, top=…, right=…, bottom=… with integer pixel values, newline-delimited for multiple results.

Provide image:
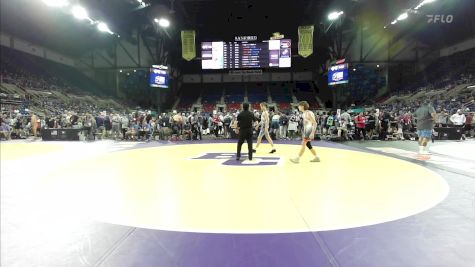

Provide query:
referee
left=236, top=102, right=256, bottom=161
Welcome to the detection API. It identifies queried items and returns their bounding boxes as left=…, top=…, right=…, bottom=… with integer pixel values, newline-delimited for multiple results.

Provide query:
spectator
left=324, top=112, right=335, bottom=137
left=96, top=113, right=105, bottom=139
left=104, top=114, right=112, bottom=137
left=111, top=113, right=121, bottom=140
left=366, top=111, right=376, bottom=139
left=338, top=110, right=351, bottom=141
left=121, top=114, right=129, bottom=140
left=450, top=109, right=467, bottom=140
left=212, top=114, right=221, bottom=138
left=271, top=112, right=280, bottom=139
left=380, top=111, right=391, bottom=140
left=288, top=112, right=299, bottom=139
left=279, top=112, right=289, bottom=140
left=401, top=112, right=413, bottom=132
left=0, top=120, right=12, bottom=140
left=465, top=112, right=473, bottom=137
left=436, top=109, right=449, bottom=127
left=223, top=113, right=232, bottom=139
left=31, top=113, right=39, bottom=137
left=355, top=112, right=367, bottom=140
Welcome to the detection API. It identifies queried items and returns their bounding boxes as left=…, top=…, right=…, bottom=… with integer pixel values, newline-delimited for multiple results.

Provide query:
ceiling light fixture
left=328, top=11, right=344, bottom=21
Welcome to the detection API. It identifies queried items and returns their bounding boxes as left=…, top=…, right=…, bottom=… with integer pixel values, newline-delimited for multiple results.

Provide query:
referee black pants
left=237, top=130, right=253, bottom=160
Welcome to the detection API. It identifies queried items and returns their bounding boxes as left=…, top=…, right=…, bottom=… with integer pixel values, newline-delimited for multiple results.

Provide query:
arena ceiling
left=1, top=0, right=474, bottom=58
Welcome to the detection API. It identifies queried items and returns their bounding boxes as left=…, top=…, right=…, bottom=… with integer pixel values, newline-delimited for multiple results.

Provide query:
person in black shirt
left=236, top=103, right=257, bottom=161
left=366, top=111, right=376, bottom=139
left=380, top=111, right=391, bottom=140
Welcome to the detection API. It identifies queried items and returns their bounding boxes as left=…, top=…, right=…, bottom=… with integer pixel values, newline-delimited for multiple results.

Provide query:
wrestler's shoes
left=290, top=156, right=320, bottom=163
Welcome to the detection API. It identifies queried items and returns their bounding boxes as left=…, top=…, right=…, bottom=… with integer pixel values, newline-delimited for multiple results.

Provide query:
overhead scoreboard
left=201, top=39, right=292, bottom=69
left=149, top=65, right=169, bottom=88
left=328, top=63, right=349, bottom=86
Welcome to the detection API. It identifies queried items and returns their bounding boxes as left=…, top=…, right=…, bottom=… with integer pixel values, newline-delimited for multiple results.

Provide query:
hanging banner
left=298, top=25, right=314, bottom=58
left=181, top=30, right=196, bottom=61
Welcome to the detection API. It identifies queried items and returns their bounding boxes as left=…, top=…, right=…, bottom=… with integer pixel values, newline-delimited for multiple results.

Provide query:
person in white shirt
left=450, top=109, right=466, bottom=125
left=120, top=115, right=129, bottom=140
left=111, top=113, right=121, bottom=140
left=450, top=109, right=467, bottom=140
left=218, top=113, right=224, bottom=135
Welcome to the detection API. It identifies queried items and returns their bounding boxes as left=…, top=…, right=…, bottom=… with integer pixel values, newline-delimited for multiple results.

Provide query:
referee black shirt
left=237, top=110, right=256, bottom=131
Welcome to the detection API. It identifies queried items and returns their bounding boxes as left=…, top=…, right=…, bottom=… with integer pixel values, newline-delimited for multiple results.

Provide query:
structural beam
left=118, top=40, right=140, bottom=67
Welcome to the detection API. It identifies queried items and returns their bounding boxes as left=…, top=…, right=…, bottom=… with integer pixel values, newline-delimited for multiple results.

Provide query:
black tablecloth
left=42, top=128, right=82, bottom=141
left=433, top=127, right=463, bottom=140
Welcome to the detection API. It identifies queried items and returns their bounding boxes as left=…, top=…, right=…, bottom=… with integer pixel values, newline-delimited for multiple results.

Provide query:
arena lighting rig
left=40, top=0, right=117, bottom=36
left=154, top=18, right=171, bottom=28
left=328, top=11, right=344, bottom=21
left=42, top=0, right=68, bottom=7
left=384, top=0, right=438, bottom=29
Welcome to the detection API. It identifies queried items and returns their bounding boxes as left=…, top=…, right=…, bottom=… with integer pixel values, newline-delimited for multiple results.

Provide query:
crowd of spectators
left=0, top=50, right=80, bottom=96
left=2, top=70, right=473, bottom=141
left=387, top=72, right=473, bottom=98
left=1, top=96, right=473, bottom=142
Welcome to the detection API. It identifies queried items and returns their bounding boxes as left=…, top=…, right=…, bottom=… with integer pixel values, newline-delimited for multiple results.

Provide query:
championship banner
left=298, top=25, right=314, bottom=58
left=181, top=30, right=196, bottom=61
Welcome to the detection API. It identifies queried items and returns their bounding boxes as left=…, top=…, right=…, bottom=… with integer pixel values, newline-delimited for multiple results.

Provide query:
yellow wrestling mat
left=37, top=143, right=448, bottom=233
left=0, top=142, right=64, bottom=160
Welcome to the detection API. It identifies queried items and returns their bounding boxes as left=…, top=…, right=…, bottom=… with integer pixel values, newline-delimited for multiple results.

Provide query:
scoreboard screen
left=149, top=65, right=169, bottom=88
left=201, top=39, right=292, bottom=69
left=328, top=63, right=349, bottom=86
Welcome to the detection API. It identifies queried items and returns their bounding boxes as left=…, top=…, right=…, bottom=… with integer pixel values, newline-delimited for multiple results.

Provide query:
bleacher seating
left=278, top=102, right=291, bottom=111
left=203, top=103, right=215, bottom=112
left=247, top=83, right=268, bottom=103
left=465, top=100, right=475, bottom=111
left=178, top=84, right=200, bottom=109
left=294, top=82, right=318, bottom=107
left=309, top=103, right=320, bottom=109
left=396, top=48, right=475, bottom=95
left=0, top=46, right=125, bottom=113
left=270, top=82, right=292, bottom=103
left=177, top=103, right=193, bottom=110
left=42, top=59, right=104, bottom=96
left=251, top=103, right=261, bottom=111
left=1, top=46, right=104, bottom=96
left=201, top=84, right=223, bottom=104
left=224, top=84, right=244, bottom=103
left=347, top=64, right=386, bottom=103
left=227, top=103, right=241, bottom=111
left=375, top=95, right=390, bottom=104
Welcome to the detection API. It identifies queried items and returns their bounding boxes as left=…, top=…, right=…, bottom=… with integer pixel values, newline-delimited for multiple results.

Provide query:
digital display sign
left=201, top=39, right=292, bottom=69
left=328, top=63, right=349, bottom=85
left=149, top=65, right=169, bottom=88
